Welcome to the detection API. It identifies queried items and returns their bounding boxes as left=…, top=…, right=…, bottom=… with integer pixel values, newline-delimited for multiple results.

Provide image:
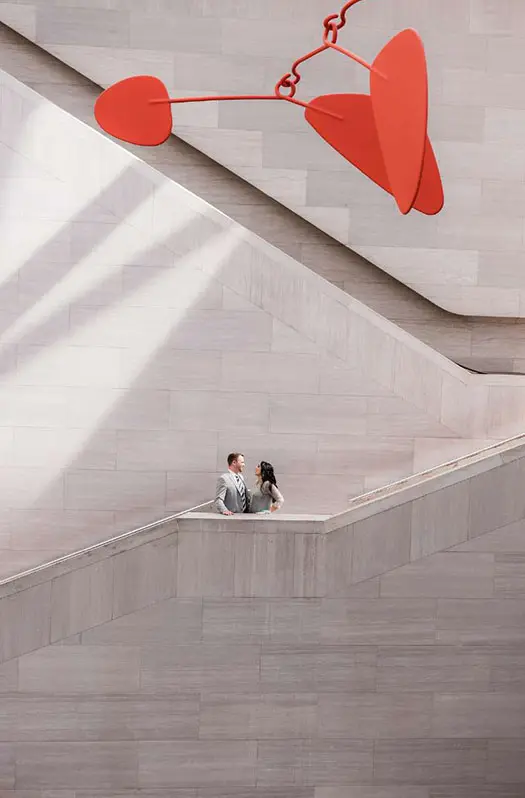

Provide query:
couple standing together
left=215, top=452, right=284, bottom=516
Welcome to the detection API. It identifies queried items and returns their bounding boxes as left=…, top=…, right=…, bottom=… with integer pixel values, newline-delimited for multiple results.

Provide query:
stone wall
left=2, top=0, right=525, bottom=317
left=2, top=66, right=511, bottom=581
left=1, top=436, right=525, bottom=795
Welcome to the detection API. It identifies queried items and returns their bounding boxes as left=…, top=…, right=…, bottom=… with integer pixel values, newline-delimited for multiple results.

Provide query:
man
left=215, top=452, right=251, bottom=516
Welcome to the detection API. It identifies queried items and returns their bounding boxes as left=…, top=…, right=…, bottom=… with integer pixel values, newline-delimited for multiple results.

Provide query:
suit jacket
left=215, top=471, right=251, bottom=514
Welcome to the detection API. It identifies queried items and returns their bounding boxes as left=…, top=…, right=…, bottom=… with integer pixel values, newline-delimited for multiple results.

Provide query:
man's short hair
left=227, top=452, right=243, bottom=466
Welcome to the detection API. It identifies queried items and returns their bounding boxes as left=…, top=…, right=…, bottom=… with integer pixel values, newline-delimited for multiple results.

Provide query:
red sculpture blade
left=370, top=29, right=428, bottom=214
left=94, top=76, right=173, bottom=146
left=305, top=93, right=442, bottom=215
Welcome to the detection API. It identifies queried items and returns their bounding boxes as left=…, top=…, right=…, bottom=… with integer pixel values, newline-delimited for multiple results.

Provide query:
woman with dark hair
left=250, top=460, right=284, bottom=514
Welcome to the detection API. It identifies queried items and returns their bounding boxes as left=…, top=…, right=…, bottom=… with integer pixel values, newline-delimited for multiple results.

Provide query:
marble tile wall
left=5, top=24, right=525, bottom=381
left=1, top=0, right=525, bottom=317
left=0, top=63, right=497, bottom=582
left=2, top=442, right=525, bottom=795
left=2, top=58, right=525, bottom=583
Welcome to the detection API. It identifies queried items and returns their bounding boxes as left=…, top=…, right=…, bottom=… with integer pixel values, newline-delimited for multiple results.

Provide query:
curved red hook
left=324, top=0, right=366, bottom=32
left=275, top=0, right=376, bottom=97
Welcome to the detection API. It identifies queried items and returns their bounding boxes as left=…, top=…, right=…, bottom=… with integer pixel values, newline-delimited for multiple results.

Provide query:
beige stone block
left=430, top=104, right=485, bottom=143
left=242, top=166, right=308, bottom=206
left=139, top=740, right=257, bottom=787
left=0, top=582, right=51, bottom=663
left=166, top=471, right=217, bottom=512
left=263, top=130, right=346, bottom=171
left=200, top=693, right=317, bottom=739
left=294, top=533, right=326, bottom=598
left=269, top=394, right=367, bottom=436
left=0, top=743, right=14, bottom=789
left=317, top=434, right=414, bottom=477
left=0, top=466, right=64, bottom=511
left=410, top=480, right=470, bottom=560
left=0, top=3, right=36, bottom=39
left=18, top=646, right=140, bottom=694
left=486, top=384, right=525, bottom=437
left=15, top=741, right=138, bottom=790
left=433, top=692, right=525, bottom=738
left=437, top=598, right=525, bottom=644
left=394, top=344, right=445, bottom=421
left=64, top=470, right=167, bottom=512
left=12, top=427, right=117, bottom=471
left=69, top=306, right=176, bottom=349
left=487, top=739, right=525, bottom=784
left=221, top=17, right=311, bottom=59
left=453, top=519, right=525, bottom=552
left=202, top=598, right=273, bottom=643
left=315, top=790, right=428, bottom=798
left=170, top=390, right=269, bottom=433
left=177, top=531, right=235, bottom=597
left=130, top=13, right=219, bottom=52
left=319, top=693, right=433, bottom=739
left=376, top=644, right=491, bottom=693
left=478, top=250, right=525, bottom=288
left=380, top=552, right=494, bottom=598
left=15, top=344, right=123, bottom=389
left=0, top=659, right=17, bottom=692
left=373, top=739, right=486, bottom=785
left=260, top=644, right=376, bottom=693
left=13, top=692, right=199, bottom=742
left=470, top=1, right=525, bottom=35
left=221, top=352, right=320, bottom=394
left=325, top=526, right=376, bottom=598
left=36, top=7, right=130, bottom=47
left=438, top=140, right=525, bottom=181
left=282, top=473, right=363, bottom=514
left=271, top=320, right=320, bottom=355
left=485, top=108, right=525, bottom=146
left=177, top=126, right=263, bottom=167
left=468, top=459, right=525, bottom=538
left=257, top=739, right=373, bottom=786
left=320, top=598, right=437, bottom=645
left=50, top=559, right=114, bottom=643
left=123, top=349, right=222, bottom=392
left=318, top=361, right=389, bottom=399
left=440, top=374, right=489, bottom=438
left=173, top=50, right=266, bottom=92
left=234, top=531, right=295, bottom=597
left=116, top=429, right=218, bottom=472
left=141, top=643, right=260, bottom=693
left=494, top=553, right=525, bottom=597
left=352, top=504, right=412, bottom=583
left=358, top=245, right=479, bottom=287
left=113, top=535, right=178, bottom=617
left=82, top=598, right=202, bottom=646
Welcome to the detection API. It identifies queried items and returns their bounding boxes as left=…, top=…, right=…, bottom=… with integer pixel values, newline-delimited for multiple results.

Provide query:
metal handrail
left=0, top=500, right=214, bottom=587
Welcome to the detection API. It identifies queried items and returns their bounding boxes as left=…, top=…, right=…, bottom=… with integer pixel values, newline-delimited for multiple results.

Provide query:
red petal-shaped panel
left=306, top=93, right=389, bottom=187
left=94, top=76, right=172, bottom=146
left=413, top=137, right=444, bottom=216
left=370, top=29, right=428, bottom=214
left=305, top=93, right=443, bottom=215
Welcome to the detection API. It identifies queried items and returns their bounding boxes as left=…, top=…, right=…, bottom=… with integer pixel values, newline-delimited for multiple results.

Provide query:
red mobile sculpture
left=94, top=0, right=444, bottom=215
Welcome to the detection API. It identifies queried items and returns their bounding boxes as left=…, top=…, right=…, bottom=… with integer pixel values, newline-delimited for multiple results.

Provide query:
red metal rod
left=150, top=94, right=343, bottom=121
left=279, top=43, right=329, bottom=88
left=322, top=25, right=376, bottom=72
left=324, top=0, right=366, bottom=31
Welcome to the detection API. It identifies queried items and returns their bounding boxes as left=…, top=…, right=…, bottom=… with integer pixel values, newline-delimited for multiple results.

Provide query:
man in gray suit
left=215, top=452, right=251, bottom=515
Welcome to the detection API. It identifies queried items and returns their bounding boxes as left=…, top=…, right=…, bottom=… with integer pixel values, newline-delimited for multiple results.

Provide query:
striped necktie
left=234, top=474, right=246, bottom=511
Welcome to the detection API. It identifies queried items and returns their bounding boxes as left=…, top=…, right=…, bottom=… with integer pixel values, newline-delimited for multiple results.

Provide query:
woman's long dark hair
left=260, top=460, right=278, bottom=488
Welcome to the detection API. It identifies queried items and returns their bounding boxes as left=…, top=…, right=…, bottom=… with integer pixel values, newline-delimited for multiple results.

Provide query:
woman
left=250, top=461, right=284, bottom=513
